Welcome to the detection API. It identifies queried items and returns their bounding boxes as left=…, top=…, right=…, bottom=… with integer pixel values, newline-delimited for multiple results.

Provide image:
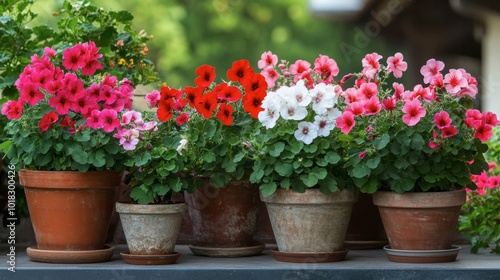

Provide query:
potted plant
left=249, top=51, right=358, bottom=263
left=154, top=61, right=268, bottom=257
left=0, top=0, right=160, bottom=241
left=459, top=126, right=500, bottom=254
left=115, top=105, right=188, bottom=265
left=0, top=42, right=143, bottom=263
left=338, top=52, right=498, bottom=262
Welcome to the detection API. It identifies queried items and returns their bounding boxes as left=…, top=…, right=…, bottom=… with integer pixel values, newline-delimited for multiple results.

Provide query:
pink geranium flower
left=48, top=92, right=72, bottom=115
left=98, top=109, right=120, bottom=132
left=443, top=69, right=468, bottom=94
left=313, top=55, right=339, bottom=83
left=386, top=52, right=408, bottom=78
left=433, top=111, right=452, bottom=129
left=258, top=51, right=278, bottom=70
left=402, top=99, right=426, bottom=126
left=289, top=59, right=311, bottom=83
left=145, top=90, right=161, bottom=107
left=336, top=111, right=355, bottom=134
left=361, top=52, right=382, bottom=79
left=441, top=126, right=458, bottom=138
left=357, top=82, right=378, bottom=100
left=62, top=45, right=84, bottom=71
left=420, top=58, right=445, bottom=84
left=18, top=83, right=45, bottom=106
left=261, top=66, right=279, bottom=89
left=86, top=109, right=102, bottom=129
left=363, top=96, right=382, bottom=116
left=1, top=100, right=23, bottom=120
left=175, top=112, right=190, bottom=126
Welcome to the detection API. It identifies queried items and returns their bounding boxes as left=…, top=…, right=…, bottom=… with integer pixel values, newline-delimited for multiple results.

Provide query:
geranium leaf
left=374, top=133, right=390, bottom=150
left=269, top=142, right=285, bottom=157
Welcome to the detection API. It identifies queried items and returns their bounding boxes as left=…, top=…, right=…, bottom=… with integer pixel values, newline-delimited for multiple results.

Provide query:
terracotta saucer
left=27, top=245, right=114, bottom=263
left=344, top=240, right=388, bottom=250
left=120, top=252, right=180, bottom=265
left=383, top=245, right=461, bottom=263
left=271, top=249, right=349, bottom=263
left=189, top=243, right=265, bottom=257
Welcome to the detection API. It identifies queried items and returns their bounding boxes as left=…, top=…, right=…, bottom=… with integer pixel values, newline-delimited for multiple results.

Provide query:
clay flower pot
left=19, top=169, right=121, bottom=263
left=261, top=188, right=358, bottom=262
left=183, top=179, right=264, bottom=257
left=373, top=189, right=466, bottom=250
left=116, top=202, right=187, bottom=265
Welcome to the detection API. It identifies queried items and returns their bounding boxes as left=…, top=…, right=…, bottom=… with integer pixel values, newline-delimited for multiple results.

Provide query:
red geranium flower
left=184, top=86, right=204, bottom=108
left=242, top=90, right=266, bottom=118
left=242, top=73, right=267, bottom=95
left=227, top=59, right=254, bottom=83
left=157, top=98, right=174, bottom=122
left=215, top=83, right=242, bottom=102
left=216, top=103, right=235, bottom=126
left=39, top=111, right=59, bottom=132
left=195, top=91, right=218, bottom=118
left=195, top=64, right=216, bottom=88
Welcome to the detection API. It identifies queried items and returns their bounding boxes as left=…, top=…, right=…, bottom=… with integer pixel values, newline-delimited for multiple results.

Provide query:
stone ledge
left=3, top=244, right=499, bottom=280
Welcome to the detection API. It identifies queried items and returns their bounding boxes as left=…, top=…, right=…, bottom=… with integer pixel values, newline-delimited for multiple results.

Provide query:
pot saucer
left=120, top=252, right=180, bottom=265
left=383, top=245, right=461, bottom=263
left=189, top=243, right=265, bottom=257
left=270, top=249, right=349, bottom=263
left=26, top=245, right=114, bottom=263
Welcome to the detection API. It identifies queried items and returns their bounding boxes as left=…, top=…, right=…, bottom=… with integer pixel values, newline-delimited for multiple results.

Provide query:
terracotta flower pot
left=116, top=202, right=187, bottom=255
left=261, top=188, right=358, bottom=253
left=373, top=189, right=466, bottom=250
left=184, top=179, right=260, bottom=248
left=19, top=169, right=121, bottom=251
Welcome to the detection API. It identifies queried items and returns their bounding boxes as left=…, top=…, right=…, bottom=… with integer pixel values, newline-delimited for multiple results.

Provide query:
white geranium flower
left=177, top=138, right=188, bottom=155
left=292, top=80, right=311, bottom=106
left=325, top=107, right=342, bottom=121
left=294, top=122, right=318, bottom=144
left=309, top=83, right=337, bottom=114
left=314, top=115, right=335, bottom=137
left=258, top=94, right=281, bottom=129
left=280, top=101, right=308, bottom=120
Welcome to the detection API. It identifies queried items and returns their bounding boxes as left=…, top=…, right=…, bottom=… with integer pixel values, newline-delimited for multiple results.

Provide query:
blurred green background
left=30, top=0, right=398, bottom=88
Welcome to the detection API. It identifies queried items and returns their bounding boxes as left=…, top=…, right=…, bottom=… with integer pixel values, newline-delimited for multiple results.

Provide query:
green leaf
left=260, top=182, right=277, bottom=197
left=250, top=168, right=264, bottom=183
left=366, top=156, right=381, bottom=169
left=275, top=162, right=293, bottom=177
left=202, top=151, right=216, bottom=163
left=233, top=152, right=245, bottom=163
left=0, top=141, right=12, bottom=153
left=300, top=173, right=318, bottom=187
left=410, top=133, right=425, bottom=150
left=374, top=133, right=390, bottom=150
left=352, top=163, right=370, bottom=178
left=325, top=152, right=340, bottom=164
left=312, top=167, right=327, bottom=180
left=269, top=142, right=285, bottom=157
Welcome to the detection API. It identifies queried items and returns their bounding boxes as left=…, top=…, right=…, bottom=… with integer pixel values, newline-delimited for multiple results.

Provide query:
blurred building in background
left=310, top=0, right=500, bottom=115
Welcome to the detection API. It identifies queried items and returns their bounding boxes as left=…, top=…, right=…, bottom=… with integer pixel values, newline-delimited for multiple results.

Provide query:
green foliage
left=182, top=104, right=261, bottom=191
left=123, top=111, right=188, bottom=204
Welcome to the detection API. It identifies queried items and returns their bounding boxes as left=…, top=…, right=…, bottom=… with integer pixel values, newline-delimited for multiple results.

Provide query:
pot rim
left=372, top=189, right=466, bottom=208
left=19, top=169, right=122, bottom=189
left=260, top=188, right=358, bottom=205
left=116, top=202, right=188, bottom=215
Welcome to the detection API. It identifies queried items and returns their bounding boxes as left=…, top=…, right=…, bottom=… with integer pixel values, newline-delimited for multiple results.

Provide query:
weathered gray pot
left=116, top=202, right=187, bottom=255
left=261, top=188, right=358, bottom=253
